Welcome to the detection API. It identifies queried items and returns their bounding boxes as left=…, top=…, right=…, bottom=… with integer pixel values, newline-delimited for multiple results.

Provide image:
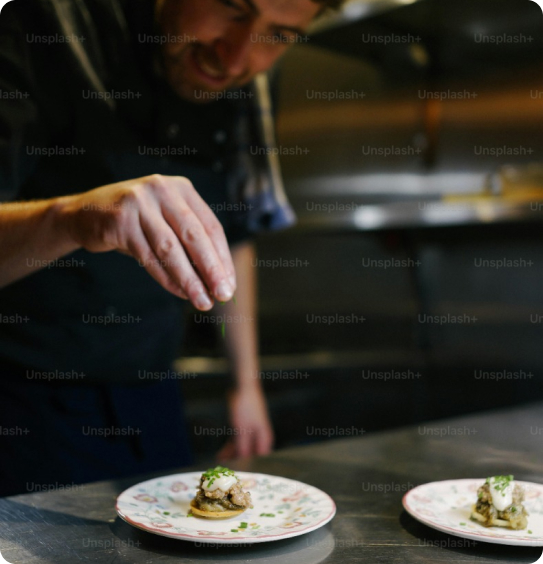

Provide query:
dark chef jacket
left=0, top=0, right=278, bottom=383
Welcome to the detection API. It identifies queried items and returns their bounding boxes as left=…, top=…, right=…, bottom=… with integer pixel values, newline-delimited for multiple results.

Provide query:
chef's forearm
left=222, top=241, right=261, bottom=389
left=0, top=198, right=79, bottom=288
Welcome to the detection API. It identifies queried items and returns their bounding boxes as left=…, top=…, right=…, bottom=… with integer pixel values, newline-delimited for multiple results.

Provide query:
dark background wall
left=180, top=222, right=543, bottom=464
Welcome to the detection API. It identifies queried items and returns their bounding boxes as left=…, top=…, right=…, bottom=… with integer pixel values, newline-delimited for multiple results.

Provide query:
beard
left=161, top=42, right=252, bottom=104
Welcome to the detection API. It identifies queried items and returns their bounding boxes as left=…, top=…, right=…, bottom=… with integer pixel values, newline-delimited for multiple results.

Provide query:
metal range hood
left=309, top=0, right=424, bottom=34
left=276, top=0, right=543, bottom=230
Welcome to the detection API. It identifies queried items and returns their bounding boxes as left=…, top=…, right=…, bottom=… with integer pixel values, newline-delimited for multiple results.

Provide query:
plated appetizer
left=471, top=475, right=528, bottom=530
left=190, top=466, right=252, bottom=520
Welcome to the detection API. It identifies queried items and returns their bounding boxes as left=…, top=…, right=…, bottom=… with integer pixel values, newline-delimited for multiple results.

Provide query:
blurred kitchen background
left=180, top=0, right=543, bottom=463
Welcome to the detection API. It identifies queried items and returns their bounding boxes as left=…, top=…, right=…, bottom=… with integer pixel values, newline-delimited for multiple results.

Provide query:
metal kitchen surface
left=1, top=403, right=543, bottom=563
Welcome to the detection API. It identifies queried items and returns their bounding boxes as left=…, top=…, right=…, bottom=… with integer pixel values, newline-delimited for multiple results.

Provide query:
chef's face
left=156, top=0, right=321, bottom=103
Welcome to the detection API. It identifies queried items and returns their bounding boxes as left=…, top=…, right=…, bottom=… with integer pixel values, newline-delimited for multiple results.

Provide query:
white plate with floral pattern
left=403, top=479, right=543, bottom=546
left=116, top=471, right=336, bottom=544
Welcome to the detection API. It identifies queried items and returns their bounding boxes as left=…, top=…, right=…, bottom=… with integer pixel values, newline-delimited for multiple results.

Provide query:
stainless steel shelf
left=292, top=198, right=543, bottom=232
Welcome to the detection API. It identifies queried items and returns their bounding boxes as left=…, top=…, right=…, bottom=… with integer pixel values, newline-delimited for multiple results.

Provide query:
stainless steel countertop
left=1, top=402, right=543, bottom=563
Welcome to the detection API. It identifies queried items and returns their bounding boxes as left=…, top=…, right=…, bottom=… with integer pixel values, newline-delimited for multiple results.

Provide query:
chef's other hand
left=217, top=385, right=274, bottom=461
left=59, top=174, right=236, bottom=310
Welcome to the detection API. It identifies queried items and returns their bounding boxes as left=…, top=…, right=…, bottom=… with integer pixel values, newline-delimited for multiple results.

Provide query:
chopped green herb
left=240, top=522, right=248, bottom=529
left=259, top=513, right=275, bottom=517
left=202, top=466, right=236, bottom=488
left=486, top=475, right=514, bottom=497
left=218, top=295, right=237, bottom=338
left=231, top=529, right=238, bottom=533
left=460, top=522, right=466, bottom=526
left=163, top=511, right=170, bottom=515
left=529, top=530, right=533, bottom=534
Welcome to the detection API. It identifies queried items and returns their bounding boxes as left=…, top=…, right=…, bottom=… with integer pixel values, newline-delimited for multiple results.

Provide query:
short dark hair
left=312, top=0, right=347, bottom=10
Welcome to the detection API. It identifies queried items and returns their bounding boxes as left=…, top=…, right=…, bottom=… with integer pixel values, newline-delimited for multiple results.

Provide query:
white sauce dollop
left=202, top=475, right=237, bottom=492
left=489, top=478, right=514, bottom=511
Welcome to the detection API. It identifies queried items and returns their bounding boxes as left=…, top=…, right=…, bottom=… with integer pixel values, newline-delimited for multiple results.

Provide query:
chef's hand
left=59, top=174, right=236, bottom=310
left=217, top=385, right=274, bottom=461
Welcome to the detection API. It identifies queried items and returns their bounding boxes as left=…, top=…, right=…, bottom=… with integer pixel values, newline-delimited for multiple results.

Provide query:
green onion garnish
left=202, top=465, right=236, bottom=487
left=486, top=475, right=514, bottom=496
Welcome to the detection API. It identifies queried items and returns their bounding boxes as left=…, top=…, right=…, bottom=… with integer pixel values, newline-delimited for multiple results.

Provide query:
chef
left=0, top=0, right=344, bottom=496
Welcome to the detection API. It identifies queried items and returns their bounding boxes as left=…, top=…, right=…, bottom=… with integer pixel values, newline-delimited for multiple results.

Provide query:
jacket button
left=167, top=123, right=180, bottom=139
left=214, top=130, right=227, bottom=144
